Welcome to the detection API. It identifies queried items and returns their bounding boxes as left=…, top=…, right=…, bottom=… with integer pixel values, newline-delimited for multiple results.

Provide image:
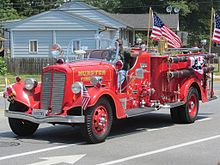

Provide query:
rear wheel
left=9, top=118, right=39, bottom=136
left=81, top=98, right=113, bottom=143
left=170, top=87, right=199, bottom=123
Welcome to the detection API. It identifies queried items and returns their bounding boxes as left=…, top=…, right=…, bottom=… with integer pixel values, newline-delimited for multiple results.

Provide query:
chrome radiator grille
left=41, top=71, right=66, bottom=114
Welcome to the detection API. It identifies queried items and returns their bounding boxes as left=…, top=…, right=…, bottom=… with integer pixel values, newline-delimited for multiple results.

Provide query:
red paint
left=92, top=105, right=108, bottom=136
left=8, top=50, right=214, bottom=120
left=188, top=93, right=198, bottom=118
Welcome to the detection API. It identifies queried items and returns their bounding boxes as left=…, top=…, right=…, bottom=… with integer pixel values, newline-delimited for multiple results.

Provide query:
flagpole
left=146, top=7, right=152, bottom=51
left=209, top=7, right=214, bottom=53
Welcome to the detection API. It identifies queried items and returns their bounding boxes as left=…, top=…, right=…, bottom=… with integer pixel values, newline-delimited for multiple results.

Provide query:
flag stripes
left=151, top=12, right=182, bottom=48
left=213, top=13, right=220, bottom=44
left=82, top=86, right=91, bottom=110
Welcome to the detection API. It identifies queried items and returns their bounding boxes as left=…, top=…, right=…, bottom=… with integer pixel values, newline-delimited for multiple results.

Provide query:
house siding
left=56, top=30, right=97, bottom=51
left=5, top=2, right=136, bottom=58
left=8, top=11, right=101, bottom=31
left=13, top=31, right=52, bottom=57
left=98, top=30, right=120, bottom=48
left=60, top=2, right=126, bottom=28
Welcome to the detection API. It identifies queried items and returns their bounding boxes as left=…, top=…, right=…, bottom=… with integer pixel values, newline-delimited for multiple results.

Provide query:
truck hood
left=69, top=60, right=115, bottom=85
left=43, top=60, right=116, bottom=87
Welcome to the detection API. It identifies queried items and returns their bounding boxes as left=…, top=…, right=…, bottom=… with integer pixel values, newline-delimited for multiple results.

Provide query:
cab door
left=122, top=51, right=151, bottom=110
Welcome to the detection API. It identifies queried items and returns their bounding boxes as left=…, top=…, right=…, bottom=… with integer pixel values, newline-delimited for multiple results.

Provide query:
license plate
left=32, top=109, right=48, bottom=118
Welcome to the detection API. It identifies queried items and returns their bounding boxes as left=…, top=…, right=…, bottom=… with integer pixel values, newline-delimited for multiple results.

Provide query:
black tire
left=170, top=87, right=199, bottom=124
left=9, top=118, right=39, bottom=136
left=180, top=87, right=199, bottom=123
left=170, top=107, right=182, bottom=123
left=80, top=98, right=113, bottom=143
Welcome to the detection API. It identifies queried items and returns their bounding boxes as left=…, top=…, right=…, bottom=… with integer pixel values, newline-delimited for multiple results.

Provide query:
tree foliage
left=1, top=0, right=220, bottom=45
left=0, top=57, right=7, bottom=76
left=85, top=0, right=220, bottom=45
left=0, top=0, right=20, bottom=21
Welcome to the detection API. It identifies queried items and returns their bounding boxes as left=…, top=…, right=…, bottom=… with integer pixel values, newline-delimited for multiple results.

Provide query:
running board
left=125, top=107, right=157, bottom=118
left=208, top=95, right=218, bottom=101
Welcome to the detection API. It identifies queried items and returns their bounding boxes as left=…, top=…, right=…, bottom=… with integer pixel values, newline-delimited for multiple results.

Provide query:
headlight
left=71, top=82, right=82, bottom=94
left=24, top=78, right=37, bottom=90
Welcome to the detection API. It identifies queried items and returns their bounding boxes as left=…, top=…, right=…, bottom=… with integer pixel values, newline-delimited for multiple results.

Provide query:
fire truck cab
left=4, top=38, right=217, bottom=143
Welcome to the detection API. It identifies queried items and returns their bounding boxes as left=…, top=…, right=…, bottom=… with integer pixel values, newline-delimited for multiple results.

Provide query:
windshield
left=64, top=38, right=119, bottom=63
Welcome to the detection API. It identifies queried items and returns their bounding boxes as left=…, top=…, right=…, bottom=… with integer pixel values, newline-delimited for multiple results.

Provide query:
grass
left=0, top=74, right=41, bottom=92
left=213, top=63, right=220, bottom=75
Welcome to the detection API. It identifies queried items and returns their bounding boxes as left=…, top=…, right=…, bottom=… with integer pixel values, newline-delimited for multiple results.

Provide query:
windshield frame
left=65, top=38, right=119, bottom=63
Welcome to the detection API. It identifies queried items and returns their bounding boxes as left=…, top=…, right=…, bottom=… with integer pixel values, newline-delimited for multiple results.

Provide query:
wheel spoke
left=188, top=94, right=198, bottom=118
left=92, top=105, right=108, bottom=135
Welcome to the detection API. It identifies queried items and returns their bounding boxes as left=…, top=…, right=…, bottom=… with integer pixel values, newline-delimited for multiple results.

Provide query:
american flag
left=82, top=86, right=91, bottom=110
left=213, top=13, right=220, bottom=44
left=150, top=12, right=182, bottom=48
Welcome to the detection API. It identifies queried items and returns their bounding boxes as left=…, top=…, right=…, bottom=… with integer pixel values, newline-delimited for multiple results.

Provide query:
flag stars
left=215, top=14, right=220, bottom=29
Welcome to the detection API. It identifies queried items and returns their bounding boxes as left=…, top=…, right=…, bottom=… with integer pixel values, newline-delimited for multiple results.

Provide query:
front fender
left=10, top=82, right=41, bottom=109
left=180, top=77, right=208, bottom=103
left=65, top=87, right=126, bottom=119
left=88, top=87, right=126, bottom=119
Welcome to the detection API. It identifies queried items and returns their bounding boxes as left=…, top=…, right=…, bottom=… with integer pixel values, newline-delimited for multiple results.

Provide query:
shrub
left=0, top=57, right=7, bottom=76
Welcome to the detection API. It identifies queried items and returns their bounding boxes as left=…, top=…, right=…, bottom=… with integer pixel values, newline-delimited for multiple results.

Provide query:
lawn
left=0, top=74, right=41, bottom=92
left=213, top=63, right=220, bottom=75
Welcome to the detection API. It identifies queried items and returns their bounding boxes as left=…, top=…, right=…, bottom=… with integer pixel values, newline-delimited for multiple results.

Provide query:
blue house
left=4, top=1, right=179, bottom=58
left=4, top=1, right=132, bottom=58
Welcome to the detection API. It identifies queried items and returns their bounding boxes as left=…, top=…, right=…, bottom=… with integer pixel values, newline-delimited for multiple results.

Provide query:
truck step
left=125, top=107, right=157, bottom=118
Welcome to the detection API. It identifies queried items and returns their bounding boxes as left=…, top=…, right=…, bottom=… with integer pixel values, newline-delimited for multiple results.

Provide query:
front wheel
left=9, top=118, right=39, bottom=136
left=80, top=98, right=113, bottom=143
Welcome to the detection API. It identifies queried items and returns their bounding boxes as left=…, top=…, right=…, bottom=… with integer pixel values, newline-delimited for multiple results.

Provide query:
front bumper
left=5, top=110, right=85, bottom=124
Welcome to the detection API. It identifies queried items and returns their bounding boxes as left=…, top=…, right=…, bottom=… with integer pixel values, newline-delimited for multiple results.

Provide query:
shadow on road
left=0, top=113, right=211, bottom=145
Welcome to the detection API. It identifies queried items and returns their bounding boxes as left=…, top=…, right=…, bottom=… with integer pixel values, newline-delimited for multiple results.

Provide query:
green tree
left=83, top=0, right=220, bottom=46
left=0, top=0, right=20, bottom=20
left=0, top=57, right=7, bottom=76
left=10, top=0, right=64, bottom=17
left=84, top=0, right=120, bottom=13
left=1, top=0, right=219, bottom=46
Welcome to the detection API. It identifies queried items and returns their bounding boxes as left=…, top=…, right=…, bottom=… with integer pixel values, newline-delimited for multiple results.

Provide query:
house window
left=29, top=40, right=38, bottom=53
left=72, top=40, right=80, bottom=52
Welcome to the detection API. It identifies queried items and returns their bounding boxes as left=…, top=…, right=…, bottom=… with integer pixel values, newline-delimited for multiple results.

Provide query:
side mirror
left=50, top=44, right=63, bottom=58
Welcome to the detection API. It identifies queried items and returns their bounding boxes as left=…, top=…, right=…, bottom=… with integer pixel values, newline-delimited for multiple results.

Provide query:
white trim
left=71, top=40, right=81, bottom=52
left=10, top=28, right=99, bottom=31
left=132, top=30, right=135, bottom=44
left=177, top=18, right=180, bottom=31
left=10, top=31, right=14, bottom=58
left=96, top=30, right=99, bottom=49
left=52, top=30, right=56, bottom=44
left=29, top=40, right=38, bottom=54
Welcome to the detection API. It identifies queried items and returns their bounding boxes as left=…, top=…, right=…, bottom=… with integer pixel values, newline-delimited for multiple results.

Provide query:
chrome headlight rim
left=71, top=82, right=82, bottom=94
left=24, top=78, right=37, bottom=90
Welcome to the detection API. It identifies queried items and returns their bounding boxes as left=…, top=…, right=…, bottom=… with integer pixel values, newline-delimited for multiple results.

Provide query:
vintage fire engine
left=4, top=39, right=217, bottom=143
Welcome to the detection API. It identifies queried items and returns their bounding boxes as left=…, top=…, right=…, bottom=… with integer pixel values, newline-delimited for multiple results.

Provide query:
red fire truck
left=4, top=39, right=217, bottom=143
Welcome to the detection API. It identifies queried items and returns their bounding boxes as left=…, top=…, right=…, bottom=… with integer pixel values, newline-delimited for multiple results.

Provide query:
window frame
left=71, top=40, right=81, bottom=53
left=29, top=40, right=38, bottom=53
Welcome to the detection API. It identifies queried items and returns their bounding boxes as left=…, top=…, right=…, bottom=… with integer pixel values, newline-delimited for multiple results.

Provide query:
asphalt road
left=0, top=83, right=220, bottom=165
